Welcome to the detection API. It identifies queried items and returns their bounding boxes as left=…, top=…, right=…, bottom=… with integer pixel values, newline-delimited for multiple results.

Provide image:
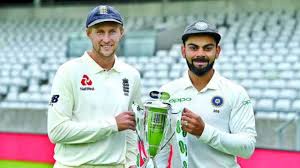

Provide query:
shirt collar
left=181, top=71, right=194, bottom=89
left=82, top=52, right=123, bottom=74
left=205, top=70, right=220, bottom=90
left=112, top=57, right=123, bottom=72
left=181, top=70, right=220, bottom=91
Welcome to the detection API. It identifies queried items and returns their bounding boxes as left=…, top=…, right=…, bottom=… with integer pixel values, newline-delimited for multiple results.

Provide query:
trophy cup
left=133, top=99, right=172, bottom=168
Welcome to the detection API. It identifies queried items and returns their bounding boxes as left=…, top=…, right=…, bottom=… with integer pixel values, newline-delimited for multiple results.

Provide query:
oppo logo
left=169, top=97, right=192, bottom=103
left=149, top=91, right=170, bottom=100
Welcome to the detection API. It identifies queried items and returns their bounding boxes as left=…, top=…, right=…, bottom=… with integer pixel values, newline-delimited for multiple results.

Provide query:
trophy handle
left=132, top=103, right=144, bottom=141
left=159, top=106, right=182, bottom=151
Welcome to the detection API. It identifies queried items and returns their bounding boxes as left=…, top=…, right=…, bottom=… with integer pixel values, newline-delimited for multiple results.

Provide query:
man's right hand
left=115, top=111, right=136, bottom=131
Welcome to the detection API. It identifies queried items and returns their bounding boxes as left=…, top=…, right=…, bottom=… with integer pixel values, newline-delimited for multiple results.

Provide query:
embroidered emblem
left=99, top=6, right=108, bottom=14
left=211, top=96, right=223, bottom=107
left=195, top=21, right=208, bottom=30
left=122, top=78, right=129, bottom=96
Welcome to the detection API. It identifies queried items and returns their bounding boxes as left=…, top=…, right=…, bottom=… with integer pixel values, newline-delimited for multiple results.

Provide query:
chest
left=72, top=72, right=133, bottom=118
left=168, top=89, right=232, bottom=130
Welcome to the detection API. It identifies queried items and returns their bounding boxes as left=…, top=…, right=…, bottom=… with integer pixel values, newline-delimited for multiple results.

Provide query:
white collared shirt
left=48, top=52, right=141, bottom=167
left=159, top=70, right=257, bottom=168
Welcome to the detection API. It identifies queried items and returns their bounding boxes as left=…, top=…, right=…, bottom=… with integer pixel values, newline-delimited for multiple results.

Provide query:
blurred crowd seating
left=0, top=10, right=300, bottom=114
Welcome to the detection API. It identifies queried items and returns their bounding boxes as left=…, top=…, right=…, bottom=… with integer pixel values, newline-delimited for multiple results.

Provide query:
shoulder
left=218, top=75, right=249, bottom=99
left=56, top=57, right=83, bottom=75
left=160, top=78, right=184, bottom=94
left=119, top=60, right=140, bottom=77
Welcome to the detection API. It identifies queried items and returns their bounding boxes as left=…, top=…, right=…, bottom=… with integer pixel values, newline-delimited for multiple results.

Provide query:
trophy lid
left=144, top=100, right=170, bottom=110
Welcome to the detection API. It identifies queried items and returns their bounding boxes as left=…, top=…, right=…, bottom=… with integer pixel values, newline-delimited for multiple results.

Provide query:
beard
left=186, top=57, right=215, bottom=77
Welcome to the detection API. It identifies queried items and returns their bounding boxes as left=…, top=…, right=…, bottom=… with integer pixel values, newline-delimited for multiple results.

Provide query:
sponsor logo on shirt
left=243, top=100, right=251, bottom=106
left=169, top=97, right=192, bottom=104
left=80, top=74, right=95, bottom=91
left=49, top=94, right=59, bottom=106
left=122, top=78, right=129, bottom=96
left=149, top=91, right=170, bottom=100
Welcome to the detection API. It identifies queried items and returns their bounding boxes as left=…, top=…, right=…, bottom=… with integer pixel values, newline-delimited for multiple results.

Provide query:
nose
left=196, top=48, right=206, bottom=56
left=102, top=33, right=110, bottom=43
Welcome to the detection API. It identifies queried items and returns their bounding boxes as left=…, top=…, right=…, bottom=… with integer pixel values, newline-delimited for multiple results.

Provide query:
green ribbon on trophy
left=175, top=109, right=188, bottom=168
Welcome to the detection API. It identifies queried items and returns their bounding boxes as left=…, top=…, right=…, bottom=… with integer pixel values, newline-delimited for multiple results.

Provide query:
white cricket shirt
left=48, top=52, right=141, bottom=167
left=159, top=70, right=257, bottom=168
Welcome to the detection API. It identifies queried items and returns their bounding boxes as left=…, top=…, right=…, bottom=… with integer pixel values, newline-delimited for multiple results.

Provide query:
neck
left=188, top=69, right=214, bottom=91
left=88, top=51, right=115, bottom=70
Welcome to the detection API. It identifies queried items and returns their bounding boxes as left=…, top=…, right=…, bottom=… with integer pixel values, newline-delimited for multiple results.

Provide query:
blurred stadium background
left=1, top=0, right=300, bottom=167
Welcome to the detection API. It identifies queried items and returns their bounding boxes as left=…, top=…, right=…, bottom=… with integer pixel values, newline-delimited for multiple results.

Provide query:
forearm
left=48, top=114, right=118, bottom=144
left=199, top=124, right=256, bottom=158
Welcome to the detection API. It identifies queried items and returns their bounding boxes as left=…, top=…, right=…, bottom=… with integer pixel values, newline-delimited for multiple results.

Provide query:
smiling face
left=181, top=34, right=221, bottom=77
left=86, top=21, right=123, bottom=58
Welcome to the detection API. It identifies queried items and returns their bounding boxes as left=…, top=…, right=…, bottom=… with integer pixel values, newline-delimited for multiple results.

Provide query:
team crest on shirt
left=211, top=96, right=224, bottom=107
left=211, top=96, right=223, bottom=113
left=80, top=74, right=95, bottom=91
left=122, top=78, right=129, bottom=96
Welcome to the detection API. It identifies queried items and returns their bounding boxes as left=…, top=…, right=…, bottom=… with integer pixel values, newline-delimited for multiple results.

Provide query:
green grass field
left=0, top=160, right=53, bottom=168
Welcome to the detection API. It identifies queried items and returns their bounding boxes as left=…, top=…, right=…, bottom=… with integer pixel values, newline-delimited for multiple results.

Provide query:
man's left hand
left=129, top=165, right=137, bottom=168
left=181, top=108, right=205, bottom=137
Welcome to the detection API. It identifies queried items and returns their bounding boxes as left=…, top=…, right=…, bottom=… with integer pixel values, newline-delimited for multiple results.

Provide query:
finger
left=184, top=117, right=201, bottom=130
left=182, top=125, right=192, bottom=133
left=181, top=113, right=191, bottom=118
left=181, top=116, right=191, bottom=123
left=129, top=120, right=136, bottom=129
left=182, top=117, right=199, bottom=129
left=181, top=120, right=189, bottom=127
left=129, top=126, right=136, bottom=131
left=183, top=108, right=198, bottom=116
left=130, top=125, right=136, bottom=131
left=128, top=111, right=135, bottom=116
left=183, top=110, right=199, bottom=119
left=183, top=123, right=194, bottom=131
left=186, top=128, right=193, bottom=134
left=123, top=111, right=135, bottom=116
left=183, top=107, right=192, bottom=113
left=181, top=115, right=193, bottom=128
left=182, top=108, right=193, bottom=117
left=128, top=115, right=136, bottom=122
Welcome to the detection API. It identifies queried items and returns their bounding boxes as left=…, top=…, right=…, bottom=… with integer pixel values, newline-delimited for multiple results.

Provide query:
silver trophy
left=133, top=92, right=173, bottom=168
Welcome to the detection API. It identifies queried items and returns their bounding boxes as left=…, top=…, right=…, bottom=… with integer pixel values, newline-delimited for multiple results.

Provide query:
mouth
left=193, top=61, right=208, bottom=67
left=101, top=45, right=113, bottom=50
left=192, top=58, right=209, bottom=67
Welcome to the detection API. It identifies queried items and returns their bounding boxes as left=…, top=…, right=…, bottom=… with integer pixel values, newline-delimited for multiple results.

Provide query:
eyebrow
left=187, top=43, right=215, bottom=48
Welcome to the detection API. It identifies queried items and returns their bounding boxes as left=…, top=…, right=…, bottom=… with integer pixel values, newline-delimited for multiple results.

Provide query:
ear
left=181, top=45, right=186, bottom=58
left=119, top=26, right=125, bottom=39
left=215, top=45, right=221, bottom=59
left=86, top=28, right=92, bottom=39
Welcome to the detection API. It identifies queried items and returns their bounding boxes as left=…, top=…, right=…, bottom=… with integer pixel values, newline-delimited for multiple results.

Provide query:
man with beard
left=48, top=5, right=141, bottom=168
left=153, top=20, right=257, bottom=168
